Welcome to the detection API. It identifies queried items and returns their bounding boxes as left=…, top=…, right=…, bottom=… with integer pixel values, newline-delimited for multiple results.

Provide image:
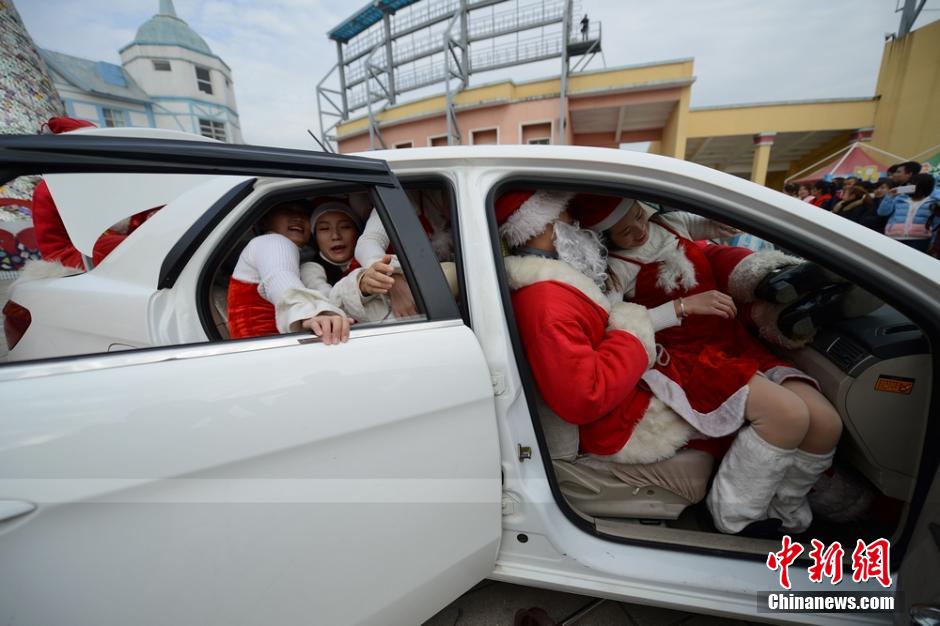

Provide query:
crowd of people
left=784, top=160, right=940, bottom=257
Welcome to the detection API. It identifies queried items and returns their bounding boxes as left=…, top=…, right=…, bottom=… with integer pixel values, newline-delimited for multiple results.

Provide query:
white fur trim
left=606, top=301, right=656, bottom=368
left=763, top=365, right=819, bottom=390
left=499, top=191, right=573, bottom=248
left=727, top=250, right=802, bottom=303
left=12, top=260, right=83, bottom=286
left=751, top=300, right=812, bottom=349
left=429, top=228, right=454, bottom=261
left=641, top=368, right=749, bottom=438
left=590, top=198, right=635, bottom=233
left=655, top=241, right=698, bottom=294
left=591, top=398, right=696, bottom=465
left=504, top=254, right=609, bottom=312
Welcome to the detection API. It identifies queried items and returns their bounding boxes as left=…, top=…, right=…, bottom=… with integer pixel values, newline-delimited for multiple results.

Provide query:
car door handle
left=0, top=500, right=37, bottom=523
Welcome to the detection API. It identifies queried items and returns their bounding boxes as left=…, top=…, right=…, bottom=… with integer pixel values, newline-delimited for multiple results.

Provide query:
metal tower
left=317, top=0, right=602, bottom=150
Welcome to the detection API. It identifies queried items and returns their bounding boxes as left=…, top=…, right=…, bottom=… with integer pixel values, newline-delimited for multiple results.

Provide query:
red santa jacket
left=506, top=254, right=669, bottom=456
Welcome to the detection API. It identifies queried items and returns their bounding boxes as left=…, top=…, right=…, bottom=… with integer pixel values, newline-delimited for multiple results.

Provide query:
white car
left=1, top=129, right=938, bottom=625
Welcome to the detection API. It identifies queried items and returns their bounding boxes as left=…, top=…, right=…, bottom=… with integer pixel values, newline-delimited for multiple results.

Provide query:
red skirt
left=227, top=278, right=278, bottom=339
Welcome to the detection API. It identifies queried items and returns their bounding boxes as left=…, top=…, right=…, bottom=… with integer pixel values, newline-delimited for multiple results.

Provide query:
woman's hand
left=359, top=255, right=396, bottom=296
left=302, top=313, right=352, bottom=345
left=388, top=277, right=418, bottom=318
left=676, top=290, right=738, bottom=319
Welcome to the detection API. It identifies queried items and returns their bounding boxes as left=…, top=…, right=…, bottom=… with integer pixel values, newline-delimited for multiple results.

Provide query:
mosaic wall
left=0, top=0, right=65, bottom=210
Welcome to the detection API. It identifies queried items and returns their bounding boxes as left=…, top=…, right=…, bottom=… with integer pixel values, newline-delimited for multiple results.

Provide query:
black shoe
left=777, top=283, right=851, bottom=340
left=735, top=517, right=783, bottom=539
left=755, top=262, right=841, bottom=305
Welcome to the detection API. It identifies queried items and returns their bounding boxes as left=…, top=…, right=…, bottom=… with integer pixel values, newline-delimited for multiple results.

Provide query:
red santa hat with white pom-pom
left=495, top=189, right=573, bottom=248
left=569, top=194, right=636, bottom=233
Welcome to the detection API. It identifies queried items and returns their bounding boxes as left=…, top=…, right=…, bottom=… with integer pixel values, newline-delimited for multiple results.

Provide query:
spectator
left=889, top=161, right=921, bottom=186
left=833, top=185, right=884, bottom=232
left=810, top=181, right=833, bottom=210
left=797, top=184, right=814, bottom=203
left=878, top=173, right=939, bottom=252
left=783, top=182, right=799, bottom=198
left=871, top=178, right=892, bottom=213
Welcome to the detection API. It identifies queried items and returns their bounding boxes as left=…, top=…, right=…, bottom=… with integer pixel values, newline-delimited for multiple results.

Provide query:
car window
left=1, top=173, right=456, bottom=365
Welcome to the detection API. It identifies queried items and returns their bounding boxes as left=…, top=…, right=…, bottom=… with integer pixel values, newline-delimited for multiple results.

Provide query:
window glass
left=198, top=119, right=226, bottom=142
left=102, top=108, right=125, bottom=128
left=195, top=66, right=213, bottom=94
left=152, top=60, right=171, bottom=71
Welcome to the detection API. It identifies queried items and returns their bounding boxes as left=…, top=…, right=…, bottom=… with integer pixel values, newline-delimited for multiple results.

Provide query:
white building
left=39, top=0, right=242, bottom=143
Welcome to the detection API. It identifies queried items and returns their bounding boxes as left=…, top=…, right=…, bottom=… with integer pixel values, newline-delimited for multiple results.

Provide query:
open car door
left=898, top=458, right=940, bottom=624
left=0, top=135, right=501, bottom=625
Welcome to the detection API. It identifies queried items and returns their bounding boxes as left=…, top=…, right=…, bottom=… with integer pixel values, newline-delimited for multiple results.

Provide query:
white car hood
left=44, top=127, right=218, bottom=258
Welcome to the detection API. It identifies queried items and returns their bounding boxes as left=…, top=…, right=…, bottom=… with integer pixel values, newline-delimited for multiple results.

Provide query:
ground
left=423, top=581, right=766, bottom=625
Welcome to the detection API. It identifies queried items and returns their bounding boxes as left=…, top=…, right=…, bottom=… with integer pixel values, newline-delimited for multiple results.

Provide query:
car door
left=0, top=136, right=501, bottom=626
left=897, top=456, right=940, bottom=623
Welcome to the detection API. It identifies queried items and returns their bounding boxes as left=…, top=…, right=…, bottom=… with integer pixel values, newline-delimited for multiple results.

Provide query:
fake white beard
left=553, top=221, right=609, bottom=288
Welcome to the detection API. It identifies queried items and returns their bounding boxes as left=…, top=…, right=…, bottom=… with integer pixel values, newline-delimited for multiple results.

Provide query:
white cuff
left=649, top=300, right=681, bottom=332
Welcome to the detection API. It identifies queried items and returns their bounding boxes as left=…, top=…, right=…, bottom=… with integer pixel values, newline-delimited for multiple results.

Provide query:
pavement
left=423, top=581, right=764, bottom=626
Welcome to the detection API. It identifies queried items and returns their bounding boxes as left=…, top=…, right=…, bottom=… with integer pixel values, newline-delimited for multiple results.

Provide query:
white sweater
left=232, top=233, right=343, bottom=333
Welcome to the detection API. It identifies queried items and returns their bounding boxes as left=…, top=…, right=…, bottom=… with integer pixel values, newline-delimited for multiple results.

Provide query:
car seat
left=536, top=393, right=713, bottom=519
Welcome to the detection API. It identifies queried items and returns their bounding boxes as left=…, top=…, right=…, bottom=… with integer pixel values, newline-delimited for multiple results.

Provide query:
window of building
left=429, top=135, right=449, bottom=147
left=102, top=108, right=126, bottom=128
left=152, top=60, right=171, bottom=71
left=195, top=66, right=213, bottom=94
left=522, top=122, right=552, bottom=145
left=470, top=128, right=498, bottom=145
left=394, top=141, right=414, bottom=149
left=199, top=118, right=226, bottom=141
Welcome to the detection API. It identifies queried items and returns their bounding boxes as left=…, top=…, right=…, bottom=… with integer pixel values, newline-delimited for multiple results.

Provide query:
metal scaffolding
left=317, top=0, right=602, bottom=150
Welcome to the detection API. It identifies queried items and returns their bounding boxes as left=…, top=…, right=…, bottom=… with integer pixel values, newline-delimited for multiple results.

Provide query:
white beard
left=553, top=221, right=608, bottom=289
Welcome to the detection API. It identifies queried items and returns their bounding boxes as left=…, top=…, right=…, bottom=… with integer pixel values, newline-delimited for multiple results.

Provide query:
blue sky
left=15, top=0, right=939, bottom=149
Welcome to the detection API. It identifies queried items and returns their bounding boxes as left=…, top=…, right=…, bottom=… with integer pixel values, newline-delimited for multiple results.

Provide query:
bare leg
left=744, top=375, right=810, bottom=449
left=781, top=380, right=843, bottom=454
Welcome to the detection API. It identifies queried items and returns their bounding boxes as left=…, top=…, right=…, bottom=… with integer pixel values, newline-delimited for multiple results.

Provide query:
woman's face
left=265, top=203, right=310, bottom=247
left=315, top=211, right=357, bottom=263
left=606, top=201, right=651, bottom=249
left=798, top=186, right=809, bottom=199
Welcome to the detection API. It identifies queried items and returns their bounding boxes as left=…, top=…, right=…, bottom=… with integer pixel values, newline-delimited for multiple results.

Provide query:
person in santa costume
left=570, top=194, right=843, bottom=535
left=498, top=189, right=718, bottom=504
left=354, top=189, right=454, bottom=318
left=227, top=200, right=353, bottom=344
left=299, top=200, right=400, bottom=323
left=31, top=117, right=158, bottom=269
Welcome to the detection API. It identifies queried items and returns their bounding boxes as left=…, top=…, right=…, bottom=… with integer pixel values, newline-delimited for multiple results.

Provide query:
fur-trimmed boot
left=767, top=448, right=835, bottom=533
left=706, top=426, right=795, bottom=534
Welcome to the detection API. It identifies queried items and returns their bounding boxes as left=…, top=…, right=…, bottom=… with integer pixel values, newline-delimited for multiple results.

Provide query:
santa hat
left=496, top=190, right=573, bottom=248
left=570, top=194, right=636, bottom=232
left=310, top=199, right=364, bottom=232
left=42, top=117, right=96, bottom=134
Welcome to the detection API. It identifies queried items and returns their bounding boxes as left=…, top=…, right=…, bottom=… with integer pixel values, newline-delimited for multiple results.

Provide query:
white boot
left=767, top=448, right=835, bottom=533
left=706, top=427, right=795, bottom=534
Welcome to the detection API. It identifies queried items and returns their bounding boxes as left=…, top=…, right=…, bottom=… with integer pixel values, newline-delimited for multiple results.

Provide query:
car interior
left=492, top=185, right=933, bottom=558
left=202, top=181, right=461, bottom=342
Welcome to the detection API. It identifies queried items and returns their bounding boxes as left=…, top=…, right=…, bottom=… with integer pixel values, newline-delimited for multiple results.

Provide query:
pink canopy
left=789, top=143, right=894, bottom=185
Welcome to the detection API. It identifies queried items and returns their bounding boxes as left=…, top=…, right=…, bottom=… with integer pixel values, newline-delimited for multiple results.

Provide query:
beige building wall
left=870, top=19, right=940, bottom=160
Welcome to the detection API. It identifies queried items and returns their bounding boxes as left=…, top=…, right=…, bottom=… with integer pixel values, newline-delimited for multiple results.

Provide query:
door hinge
left=518, top=444, right=532, bottom=462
